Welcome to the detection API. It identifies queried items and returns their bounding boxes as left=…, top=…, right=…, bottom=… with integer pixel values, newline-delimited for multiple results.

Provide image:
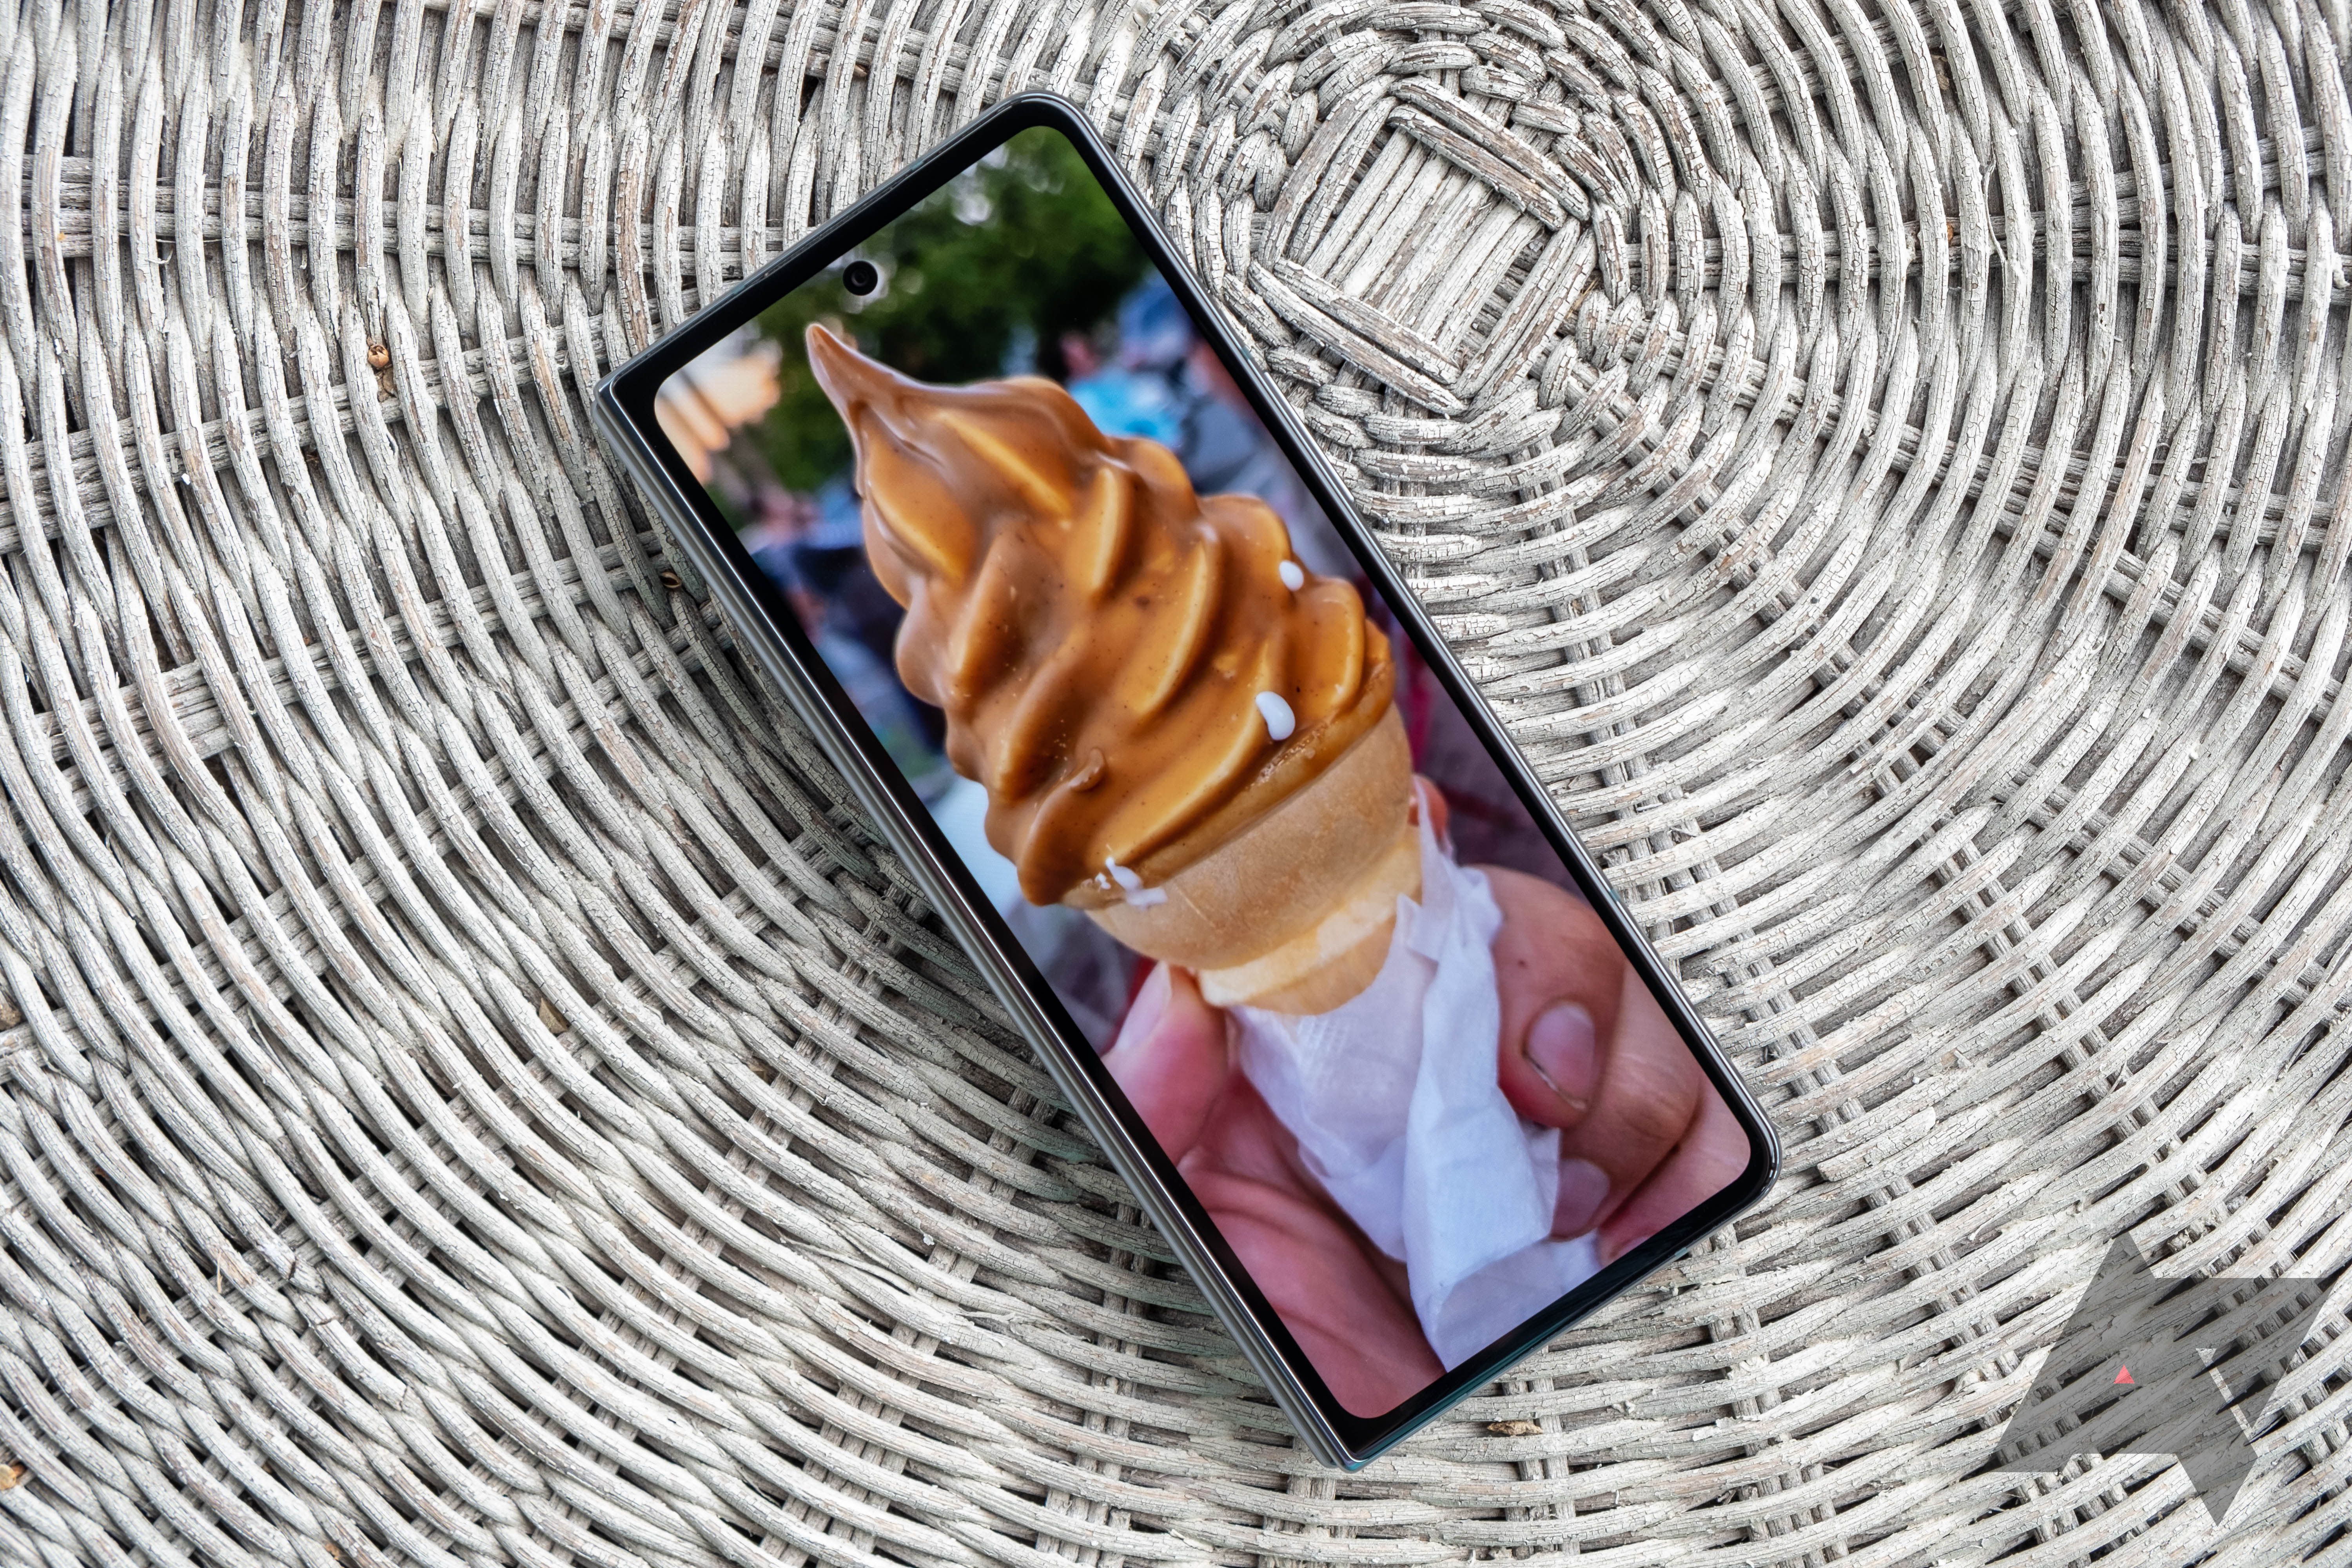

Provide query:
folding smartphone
left=593, top=94, right=1777, bottom=1467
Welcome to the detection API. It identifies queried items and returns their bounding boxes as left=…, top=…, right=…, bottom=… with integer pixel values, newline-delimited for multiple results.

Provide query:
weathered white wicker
left=6, top=0, right=2351, bottom=1563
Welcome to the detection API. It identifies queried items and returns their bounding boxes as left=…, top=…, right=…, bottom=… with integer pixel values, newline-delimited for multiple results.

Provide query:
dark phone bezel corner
left=591, top=91, right=1781, bottom=1470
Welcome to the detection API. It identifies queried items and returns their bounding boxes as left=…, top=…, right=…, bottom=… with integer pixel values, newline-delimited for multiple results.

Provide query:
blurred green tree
left=753, top=127, right=1151, bottom=494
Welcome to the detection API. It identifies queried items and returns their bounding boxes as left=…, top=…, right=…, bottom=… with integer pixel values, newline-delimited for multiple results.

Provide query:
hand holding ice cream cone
left=1104, top=868, right=1751, bottom=1411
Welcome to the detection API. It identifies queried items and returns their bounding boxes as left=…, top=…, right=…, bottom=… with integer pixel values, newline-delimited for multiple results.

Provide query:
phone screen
left=649, top=124, right=1754, bottom=1421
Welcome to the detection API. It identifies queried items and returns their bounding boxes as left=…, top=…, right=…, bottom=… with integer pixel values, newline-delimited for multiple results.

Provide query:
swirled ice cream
left=808, top=323, right=1417, bottom=1011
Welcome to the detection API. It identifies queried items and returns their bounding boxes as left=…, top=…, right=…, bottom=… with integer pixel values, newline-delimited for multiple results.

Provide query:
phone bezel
left=592, top=93, right=1780, bottom=1468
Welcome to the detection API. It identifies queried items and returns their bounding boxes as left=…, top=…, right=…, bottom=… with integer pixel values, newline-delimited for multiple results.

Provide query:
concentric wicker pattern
left=6, top=0, right=2352, bottom=1563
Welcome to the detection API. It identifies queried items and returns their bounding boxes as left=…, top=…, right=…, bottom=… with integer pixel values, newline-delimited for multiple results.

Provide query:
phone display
left=603, top=103, right=1773, bottom=1459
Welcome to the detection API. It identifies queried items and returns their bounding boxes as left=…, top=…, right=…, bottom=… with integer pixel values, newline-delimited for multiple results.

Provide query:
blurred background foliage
left=753, top=127, right=1151, bottom=491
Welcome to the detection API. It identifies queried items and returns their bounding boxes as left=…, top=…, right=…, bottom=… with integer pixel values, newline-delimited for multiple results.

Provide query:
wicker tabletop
left=5, top=0, right=2351, bottom=1563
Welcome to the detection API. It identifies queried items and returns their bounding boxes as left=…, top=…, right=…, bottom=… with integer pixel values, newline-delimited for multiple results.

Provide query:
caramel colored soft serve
left=805, top=324, right=1394, bottom=907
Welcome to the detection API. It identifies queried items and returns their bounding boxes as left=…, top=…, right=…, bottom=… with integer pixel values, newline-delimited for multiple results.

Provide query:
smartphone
left=593, top=94, right=1777, bottom=1468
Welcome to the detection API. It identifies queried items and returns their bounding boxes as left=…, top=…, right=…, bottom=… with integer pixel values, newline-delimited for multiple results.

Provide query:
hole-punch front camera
left=842, top=260, right=879, bottom=296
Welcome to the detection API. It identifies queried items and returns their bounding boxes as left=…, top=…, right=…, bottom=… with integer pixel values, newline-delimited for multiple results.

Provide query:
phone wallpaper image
left=656, top=127, right=1747, bottom=1417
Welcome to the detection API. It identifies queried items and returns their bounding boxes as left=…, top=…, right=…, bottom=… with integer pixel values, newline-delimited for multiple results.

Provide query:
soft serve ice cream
left=805, top=323, right=1419, bottom=1013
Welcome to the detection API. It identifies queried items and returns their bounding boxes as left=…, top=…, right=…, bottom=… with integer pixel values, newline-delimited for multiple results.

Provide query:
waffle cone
left=1193, top=817, right=1419, bottom=1013
left=1088, top=708, right=1417, bottom=1013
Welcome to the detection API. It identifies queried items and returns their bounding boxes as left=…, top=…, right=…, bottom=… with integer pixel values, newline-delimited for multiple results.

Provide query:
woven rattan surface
left=7, top=0, right=2352, bottom=1563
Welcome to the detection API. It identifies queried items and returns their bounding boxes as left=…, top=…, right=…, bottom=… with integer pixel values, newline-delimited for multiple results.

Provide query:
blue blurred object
left=1068, top=369, right=1183, bottom=446
left=805, top=476, right=865, bottom=548
left=745, top=534, right=792, bottom=588
left=744, top=478, right=861, bottom=585
left=747, top=475, right=956, bottom=786
left=1001, top=323, right=1039, bottom=376
left=1177, top=382, right=1268, bottom=496
left=1118, top=276, right=1194, bottom=370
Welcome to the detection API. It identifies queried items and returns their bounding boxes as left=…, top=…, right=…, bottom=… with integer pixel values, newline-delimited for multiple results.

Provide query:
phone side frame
left=592, top=92, right=1782, bottom=1468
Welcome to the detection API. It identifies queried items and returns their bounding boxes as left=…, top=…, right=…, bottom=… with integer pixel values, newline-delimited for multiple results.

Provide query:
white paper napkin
left=1233, top=809, right=1601, bottom=1368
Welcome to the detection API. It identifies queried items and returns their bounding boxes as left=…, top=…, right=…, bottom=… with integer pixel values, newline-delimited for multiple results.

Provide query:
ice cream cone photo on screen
left=797, top=319, right=1748, bottom=1416
left=804, top=321, right=1411, bottom=1013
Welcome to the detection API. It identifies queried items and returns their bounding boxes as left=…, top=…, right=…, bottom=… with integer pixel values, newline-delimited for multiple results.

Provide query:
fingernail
left=1597, top=1227, right=1653, bottom=1268
left=1111, top=965, right=1172, bottom=1054
left=1552, top=1158, right=1610, bottom=1238
left=1526, top=1003, right=1598, bottom=1114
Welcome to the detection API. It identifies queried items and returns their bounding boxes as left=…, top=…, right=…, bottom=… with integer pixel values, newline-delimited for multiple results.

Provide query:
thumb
left=1102, top=965, right=1232, bottom=1163
left=1485, top=867, right=1626, bottom=1130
